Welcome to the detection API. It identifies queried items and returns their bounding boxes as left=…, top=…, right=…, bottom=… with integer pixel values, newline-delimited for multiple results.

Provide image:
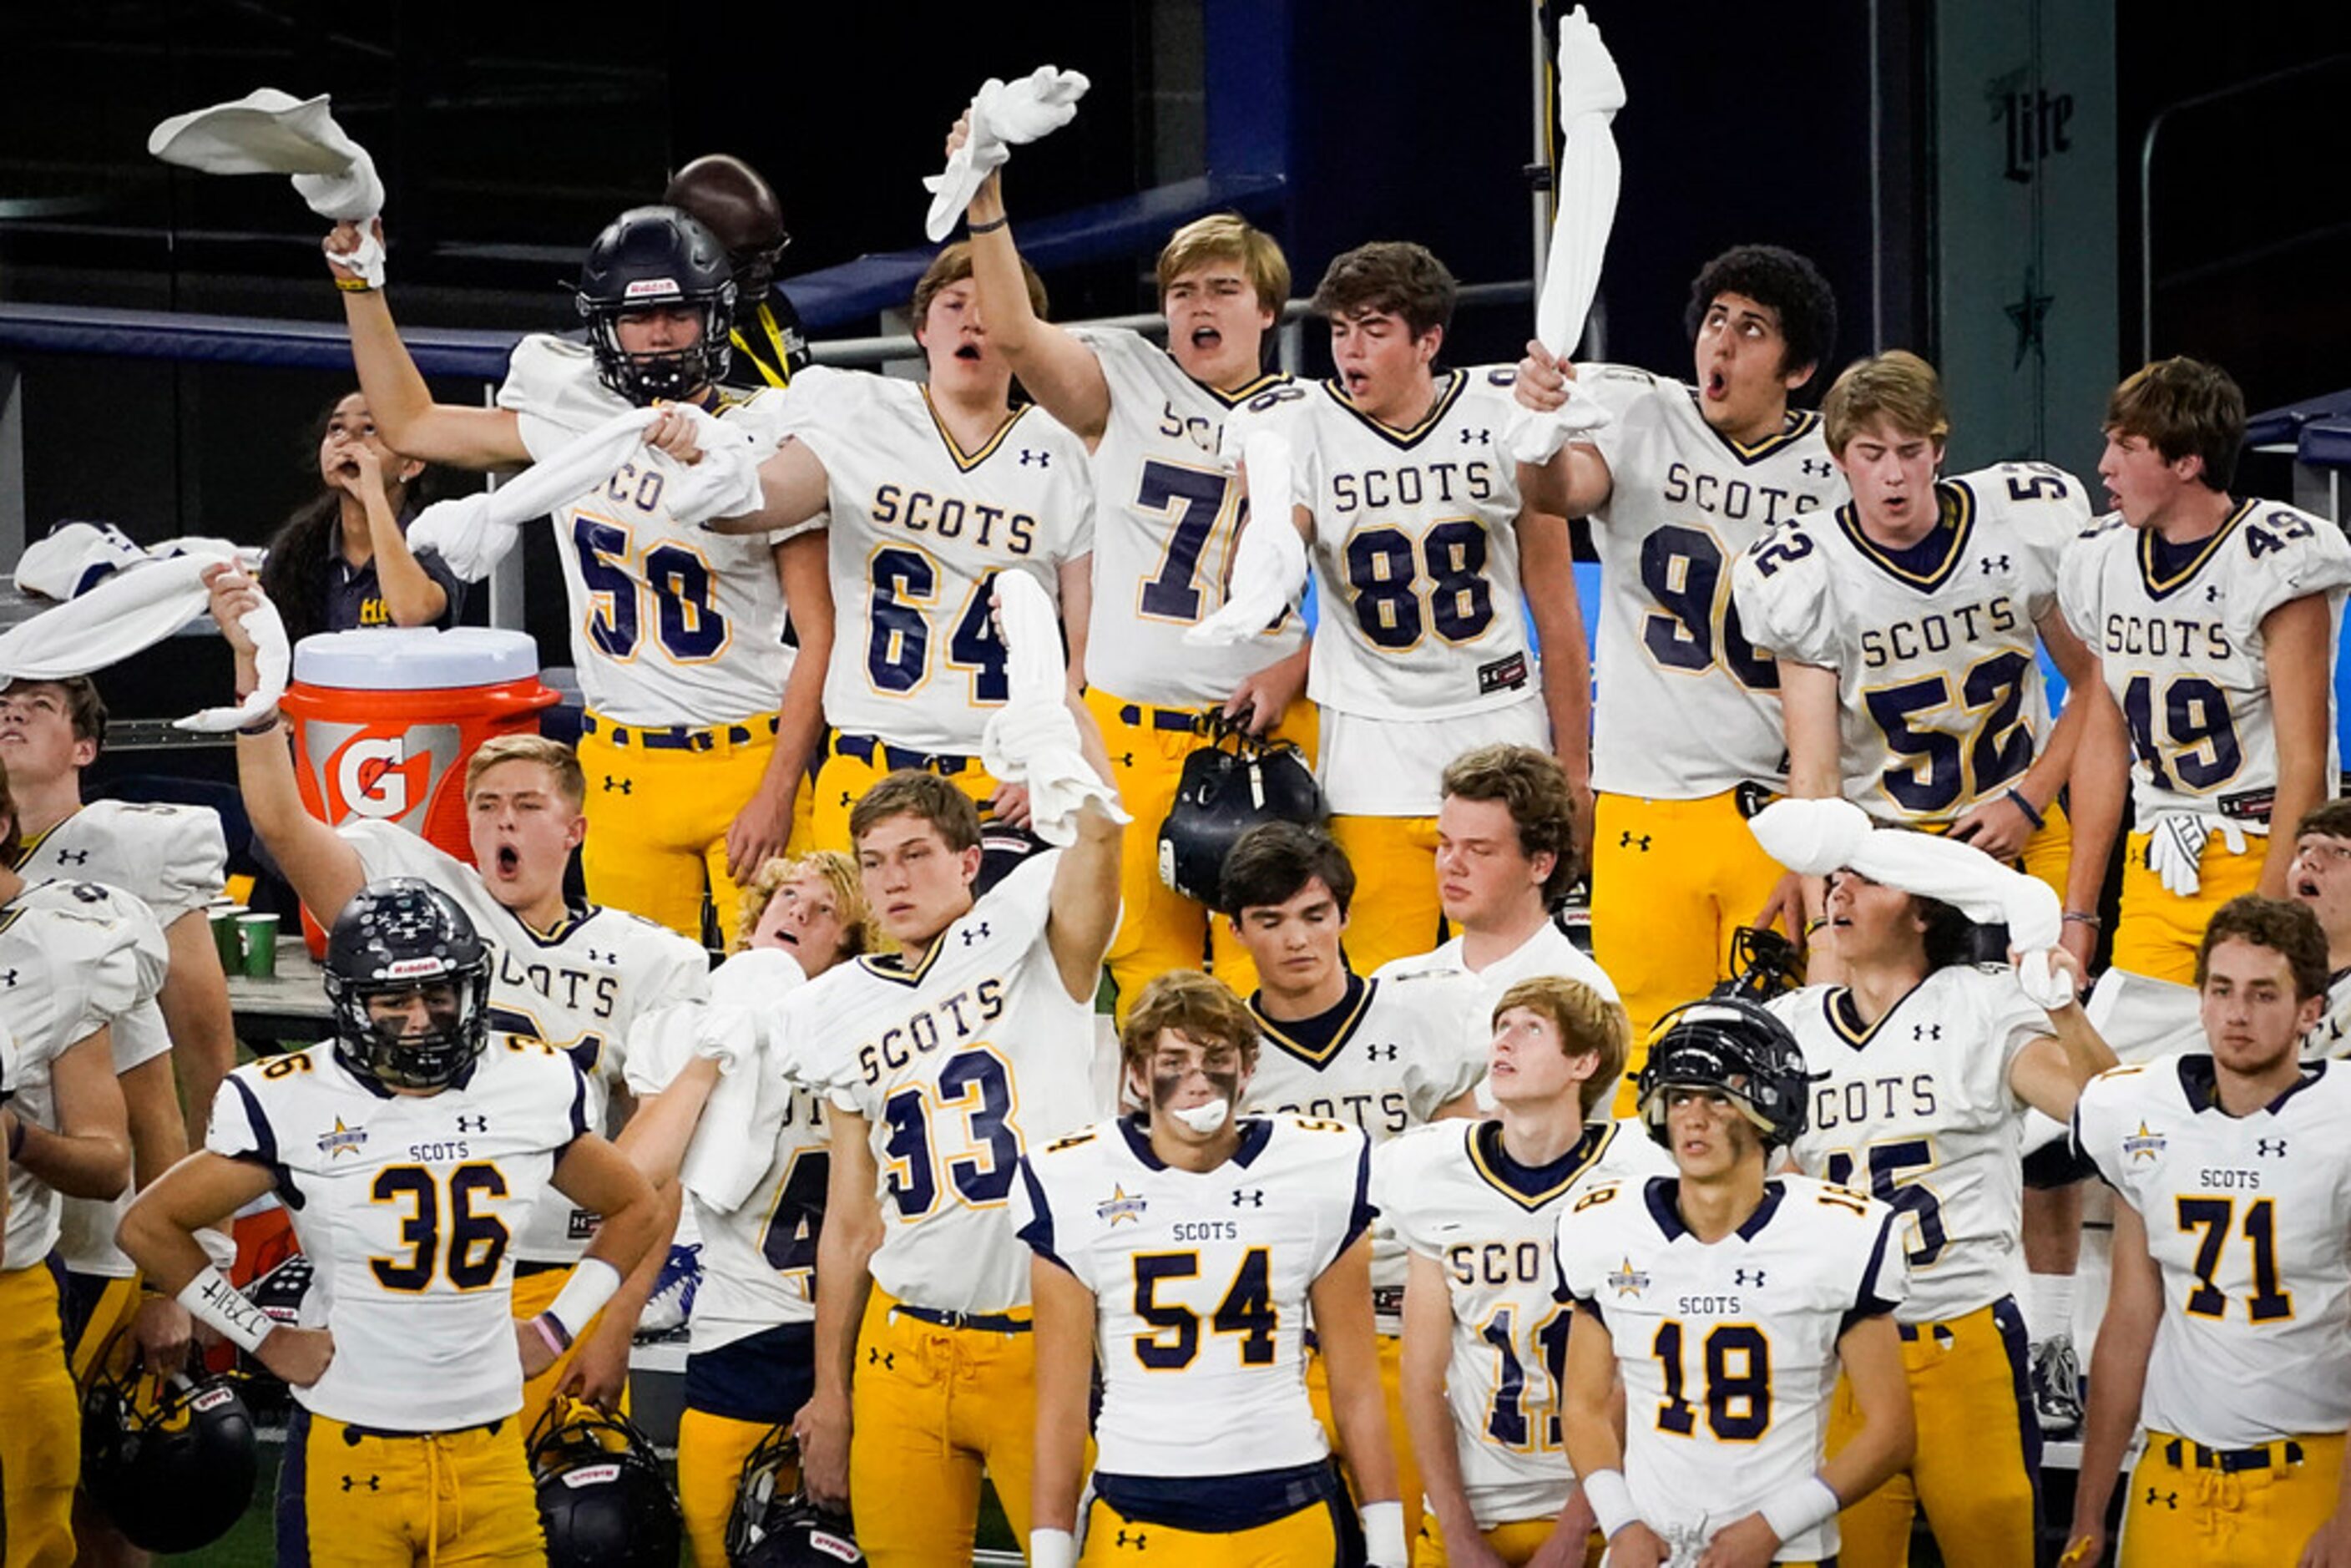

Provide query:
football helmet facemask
left=1158, top=719, right=1327, bottom=908
left=577, top=205, right=736, bottom=403
left=530, top=1399, right=684, bottom=1568
left=81, top=1348, right=260, bottom=1554
left=727, top=1424, right=862, bottom=1565
left=323, top=878, right=492, bottom=1093
left=1638, top=995, right=1812, bottom=1151
left=1715, top=925, right=1806, bottom=1004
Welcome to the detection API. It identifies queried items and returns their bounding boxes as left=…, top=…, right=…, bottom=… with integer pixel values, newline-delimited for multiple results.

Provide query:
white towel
left=0, top=540, right=286, bottom=732
left=148, top=89, right=387, bottom=285
left=619, top=948, right=810, bottom=1214
left=1183, top=428, right=1310, bottom=646
left=14, top=522, right=149, bottom=600
left=1748, top=797, right=2073, bottom=1007
left=978, top=572, right=1126, bottom=846
left=407, top=403, right=765, bottom=582
left=1501, top=7, right=1625, bottom=465
left=923, top=68, right=1091, bottom=241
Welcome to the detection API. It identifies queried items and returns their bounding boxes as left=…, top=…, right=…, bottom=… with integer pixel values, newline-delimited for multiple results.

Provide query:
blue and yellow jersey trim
left=1691, top=397, right=1823, bottom=466
left=1468, top=1118, right=1617, bottom=1211
left=2137, top=498, right=2253, bottom=601
left=1323, top=369, right=1468, bottom=451
left=1250, top=975, right=1380, bottom=1070
left=1835, top=478, right=1975, bottom=593
left=921, top=389, right=1030, bottom=473
left=1193, top=367, right=1291, bottom=409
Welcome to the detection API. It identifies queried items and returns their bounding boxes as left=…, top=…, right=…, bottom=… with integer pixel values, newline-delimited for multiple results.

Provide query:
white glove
left=2145, top=812, right=2211, bottom=898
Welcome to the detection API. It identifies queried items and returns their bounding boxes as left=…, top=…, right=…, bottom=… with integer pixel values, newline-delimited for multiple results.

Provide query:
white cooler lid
left=291, top=627, right=543, bottom=690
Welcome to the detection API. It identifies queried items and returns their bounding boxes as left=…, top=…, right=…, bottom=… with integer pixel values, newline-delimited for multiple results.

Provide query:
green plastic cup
left=211, top=905, right=247, bottom=972
left=238, top=913, right=281, bottom=979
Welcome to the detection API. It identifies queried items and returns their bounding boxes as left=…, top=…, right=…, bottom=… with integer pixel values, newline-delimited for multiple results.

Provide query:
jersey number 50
left=572, top=516, right=730, bottom=662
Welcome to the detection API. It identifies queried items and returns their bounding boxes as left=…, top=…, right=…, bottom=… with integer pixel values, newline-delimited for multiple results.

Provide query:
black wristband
left=966, top=215, right=1009, bottom=235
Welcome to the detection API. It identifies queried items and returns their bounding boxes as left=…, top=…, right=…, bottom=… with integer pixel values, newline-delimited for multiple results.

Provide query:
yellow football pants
left=1414, top=1513, right=1601, bottom=1565
left=808, top=734, right=1001, bottom=856
left=677, top=1408, right=778, bottom=1568
left=61, top=1271, right=143, bottom=1387
left=579, top=713, right=798, bottom=941
left=1080, top=1488, right=1344, bottom=1565
left=510, top=1264, right=628, bottom=1437
left=1306, top=1331, right=1420, bottom=1553
left=281, top=1407, right=544, bottom=1565
left=2112, top=827, right=2266, bottom=985
left=1327, top=816, right=1444, bottom=975
left=1, top=1265, right=77, bottom=1568
left=2121, top=1431, right=2344, bottom=1567
left=1827, top=1298, right=2038, bottom=1568
left=1085, top=687, right=1318, bottom=1023
left=849, top=1290, right=1036, bottom=1567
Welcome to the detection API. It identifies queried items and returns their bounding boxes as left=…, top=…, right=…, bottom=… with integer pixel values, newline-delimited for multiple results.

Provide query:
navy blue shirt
left=323, top=539, right=467, bottom=631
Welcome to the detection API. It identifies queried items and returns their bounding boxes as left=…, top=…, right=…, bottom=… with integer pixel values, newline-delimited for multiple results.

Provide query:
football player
left=664, top=154, right=813, bottom=392
left=1388, top=975, right=1670, bottom=1566
left=1216, top=242, right=1590, bottom=973
left=2059, top=357, right=2351, bottom=1059
left=210, top=566, right=708, bottom=1424
left=2288, top=801, right=2351, bottom=1059
left=1220, top=821, right=1484, bottom=1546
left=1770, top=866, right=2113, bottom=1568
left=1373, top=746, right=1620, bottom=1100
left=2065, top=897, right=2351, bottom=1567
left=953, top=126, right=1311, bottom=1013
left=0, top=765, right=137, bottom=1568
left=618, top=851, right=872, bottom=1568
left=118, top=880, right=667, bottom=1568
left=1554, top=999, right=1915, bottom=1566
left=325, top=207, right=826, bottom=940
left=1514, top=245, right=1843, bottom=1065
left=1017, top=970, right=1403, bottom=1567
left=1729, top=351, right=2124, bottom=974
left=764, top=709, right=1122, bottom=1565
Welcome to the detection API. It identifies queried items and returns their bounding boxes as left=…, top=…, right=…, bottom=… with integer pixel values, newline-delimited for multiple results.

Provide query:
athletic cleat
left=2031, top=1334, right=2085, bottom=1439
left=633, top=1242, right=701, bottom=1341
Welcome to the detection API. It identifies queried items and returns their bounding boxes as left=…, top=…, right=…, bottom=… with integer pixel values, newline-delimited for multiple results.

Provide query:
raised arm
left=1045, top=698, right=1126, bottom=1001
left=1514, top=343, right=1616, bottom=518
left=960, top=159, right=1113, bottom=444
left=699, top=436, right=834, bottom=537
left=325, top=220, right=531, bottom=470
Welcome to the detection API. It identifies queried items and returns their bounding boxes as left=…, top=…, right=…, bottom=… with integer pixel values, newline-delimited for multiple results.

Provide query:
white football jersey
left=1231, top=370, right=1540, bottom=722
left=771, top=852, right=1100, bottom=1314
left=1555, top=1174, right=1906, bottom=1562
left=2073, top=1055, right=2351, bottom=1446
left=1013, top=1113, right=1370, bottom=1479
left=791, top=372, right=1094, bottom=753
left=1383, top=1117, right=1671, bottom=1528
left=1775, top=967, right=2050, bottom=1321
left=624, top=948, right=830, bottom=1351
left=1068, top=326, right=1306, bottom=705
left=1, top=880, right=158, bottom=1269
left=206, top=1037, right=589, bottom=1430
left=1732, top=464, right=2089, bottom=826
left=2303, top=969, right=2351, bottom=1062
left=343, top=821, right=709, bottom=1262
left=2059, top=500, right=2351, bottom=827
left=1375, top=923, right=1622, bottom=1112
left=499, top=334, right=808, bottom=728
left=1580, top=367, right=1843, bottom=799
left=13, top=800, right=228, bottom=925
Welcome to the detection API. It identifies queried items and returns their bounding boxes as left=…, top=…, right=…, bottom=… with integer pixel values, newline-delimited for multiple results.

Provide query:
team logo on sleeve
left=316, top=1117, right=368, bottom=1158
left=1096, top=1186, right=1148, bottom=1226
left=1608, top=1257, right=1652, bottom=1298
left=2124, top=1121, right=2167, bottom=1162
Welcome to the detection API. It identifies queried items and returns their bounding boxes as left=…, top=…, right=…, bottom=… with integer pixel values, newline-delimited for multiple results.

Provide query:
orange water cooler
left=280, top=628, right=558, bottom=954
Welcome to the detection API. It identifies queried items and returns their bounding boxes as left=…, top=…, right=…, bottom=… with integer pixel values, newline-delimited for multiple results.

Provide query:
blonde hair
left=1493, top=976, right=1630, bottom=1118
left=732, top=850, right=875, bottom=959
left=1156, top=215, right=1291, bottom=315
left=464, top=735, right=585, bottom=808
left=1822, top=350, right=1949, bottom=454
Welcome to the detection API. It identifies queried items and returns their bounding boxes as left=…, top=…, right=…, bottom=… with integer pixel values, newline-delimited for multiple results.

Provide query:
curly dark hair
left=1685, top=245, right=1838, bottom=384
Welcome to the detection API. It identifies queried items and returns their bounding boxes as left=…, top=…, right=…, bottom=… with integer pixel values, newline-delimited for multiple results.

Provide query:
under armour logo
left=1735, top=1268, right=1766, bottom=1287
left=1979, top=555, right=2011, bottom=574
left=1619, top=831, right=1652, bottom=852
left=1231, top=1189, right=1264, bottom=1207
left=837, top=791, right=855, bottom=809
left=1914, top=1024, right=1942, bottom=1042
left=1459, top=428, right=1490, bottom=445
left=867, top=1347, right=894, bottom=1370
left=341, top=1474, right=382, bottom=1493
left=457, top=1115, right=488, bottom=1133
left=2259, top=1139, right=2288, bottom=1157
left=602, top=776, right=631, bottom=795
left=1019, top=448, right=1050, bottom=468
left=586, top=948, right=619, bottom=967
left=1800, top=457, right=1834, bottom=478
left=2207, top=585, right=2223, bottom=604
left=2146, top=1486, right=2177, bottom=1510
left=1115, top=1529, right=1149, bottom=1549
left=54, top=848, right=88, bottom=865
left=1363, top=1043, right=1398, bottom=1063
left=962, top=923, right=990, bottom=946
left=0, top=969, right=16, bottom=988
left=1118, top=751, right=1135, bottom=768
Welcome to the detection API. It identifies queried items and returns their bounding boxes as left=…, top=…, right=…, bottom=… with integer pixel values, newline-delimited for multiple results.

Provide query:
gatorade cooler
left=281, top=628, right=558, bottom=955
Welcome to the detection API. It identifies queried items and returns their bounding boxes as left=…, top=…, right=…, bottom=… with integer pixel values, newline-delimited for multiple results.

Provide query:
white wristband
left=544, top=1257, right=623, bottom=1341
left=1027, top=1528, right=1076, bottom=1568
left=1758, top=1475, right=1841, bottom=1545
left=177, top=1263, right=274, bottom=1354
left=1580, top=1468, right=1638, bottom=1540
left=1359, top=1500, right=1405, bottom=1565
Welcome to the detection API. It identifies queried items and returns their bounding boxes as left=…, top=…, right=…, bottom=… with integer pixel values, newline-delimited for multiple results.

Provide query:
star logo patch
left=1096, top=1185, right=1148, bottom=1226
left=317, top=1116, right=368, bottom=1159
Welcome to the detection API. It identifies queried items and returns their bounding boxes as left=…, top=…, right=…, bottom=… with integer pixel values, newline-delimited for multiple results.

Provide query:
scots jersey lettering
left=1858, top=599, right=2020, bottom=669
left=1811, top=1073, right=1941, bottom=1130
left=1330, top=459, right=1499, bottom=513
left=855, top=978, right=1009, bottom=1084
left=2099, top=613, right=2234, bottom=662
left=868, top=484, right=1039, bottom=555
left=493, top=948, right=621, bottom=1021
left=1659, top=462, right=1820, bottom=527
